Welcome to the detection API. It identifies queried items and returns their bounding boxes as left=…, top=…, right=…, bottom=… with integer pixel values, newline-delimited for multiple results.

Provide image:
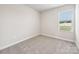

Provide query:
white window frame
left=58, top=9, right=74, bottom=32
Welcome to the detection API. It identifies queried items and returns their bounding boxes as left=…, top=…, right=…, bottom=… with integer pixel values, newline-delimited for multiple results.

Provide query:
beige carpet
left=0, top=35, right=79, bottom=54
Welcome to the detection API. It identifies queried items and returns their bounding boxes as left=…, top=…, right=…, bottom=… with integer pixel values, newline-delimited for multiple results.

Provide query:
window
left=59, top=9, right=73, bottom=32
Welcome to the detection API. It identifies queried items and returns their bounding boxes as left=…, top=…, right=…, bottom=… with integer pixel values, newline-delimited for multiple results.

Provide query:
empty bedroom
left=0, top=4, right=79, bottom=54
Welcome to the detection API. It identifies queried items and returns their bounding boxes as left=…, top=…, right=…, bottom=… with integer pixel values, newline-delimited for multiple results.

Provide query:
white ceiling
left=27, top=4, right=64, bottom=12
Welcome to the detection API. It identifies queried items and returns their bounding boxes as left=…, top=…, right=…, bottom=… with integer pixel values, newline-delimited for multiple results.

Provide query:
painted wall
left=0, top=5, right=40, bottom=49
left=75, top=4, right=79, bottom=49
left=41, top=5, right=75, bottom=42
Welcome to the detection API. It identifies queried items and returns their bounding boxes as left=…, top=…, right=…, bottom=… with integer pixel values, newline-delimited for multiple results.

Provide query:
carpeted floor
left=0, top=35, right=79, bottom=54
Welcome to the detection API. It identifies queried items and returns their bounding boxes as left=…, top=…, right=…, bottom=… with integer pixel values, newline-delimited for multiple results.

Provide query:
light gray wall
left=0, top=5, right=40, bottom=49
left=75, top=4, right=79, bottom=49
left=41, top=5, right=75, bottom=42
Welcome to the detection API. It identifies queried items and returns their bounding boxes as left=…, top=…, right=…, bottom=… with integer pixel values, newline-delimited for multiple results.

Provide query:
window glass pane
left=59, top=10, right=73, bottom=32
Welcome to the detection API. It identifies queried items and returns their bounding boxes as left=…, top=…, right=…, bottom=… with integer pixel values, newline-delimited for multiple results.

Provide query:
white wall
left=0, top=5, right=40, bottom=50
left=41, top=5, right=75, bottom=42
left=75, top=4, right=79, bottom=49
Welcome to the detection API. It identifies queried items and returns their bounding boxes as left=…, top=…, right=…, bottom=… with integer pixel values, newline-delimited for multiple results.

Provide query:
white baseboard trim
left=0, top=33, right=74, bottom=50
left=41, top=33, right=74, bottom=43
left=0, top=33, right=40, bottom=50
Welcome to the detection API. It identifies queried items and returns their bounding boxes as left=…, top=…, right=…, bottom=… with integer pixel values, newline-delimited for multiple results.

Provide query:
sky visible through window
left=60, top=10, right=72, bottom=21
